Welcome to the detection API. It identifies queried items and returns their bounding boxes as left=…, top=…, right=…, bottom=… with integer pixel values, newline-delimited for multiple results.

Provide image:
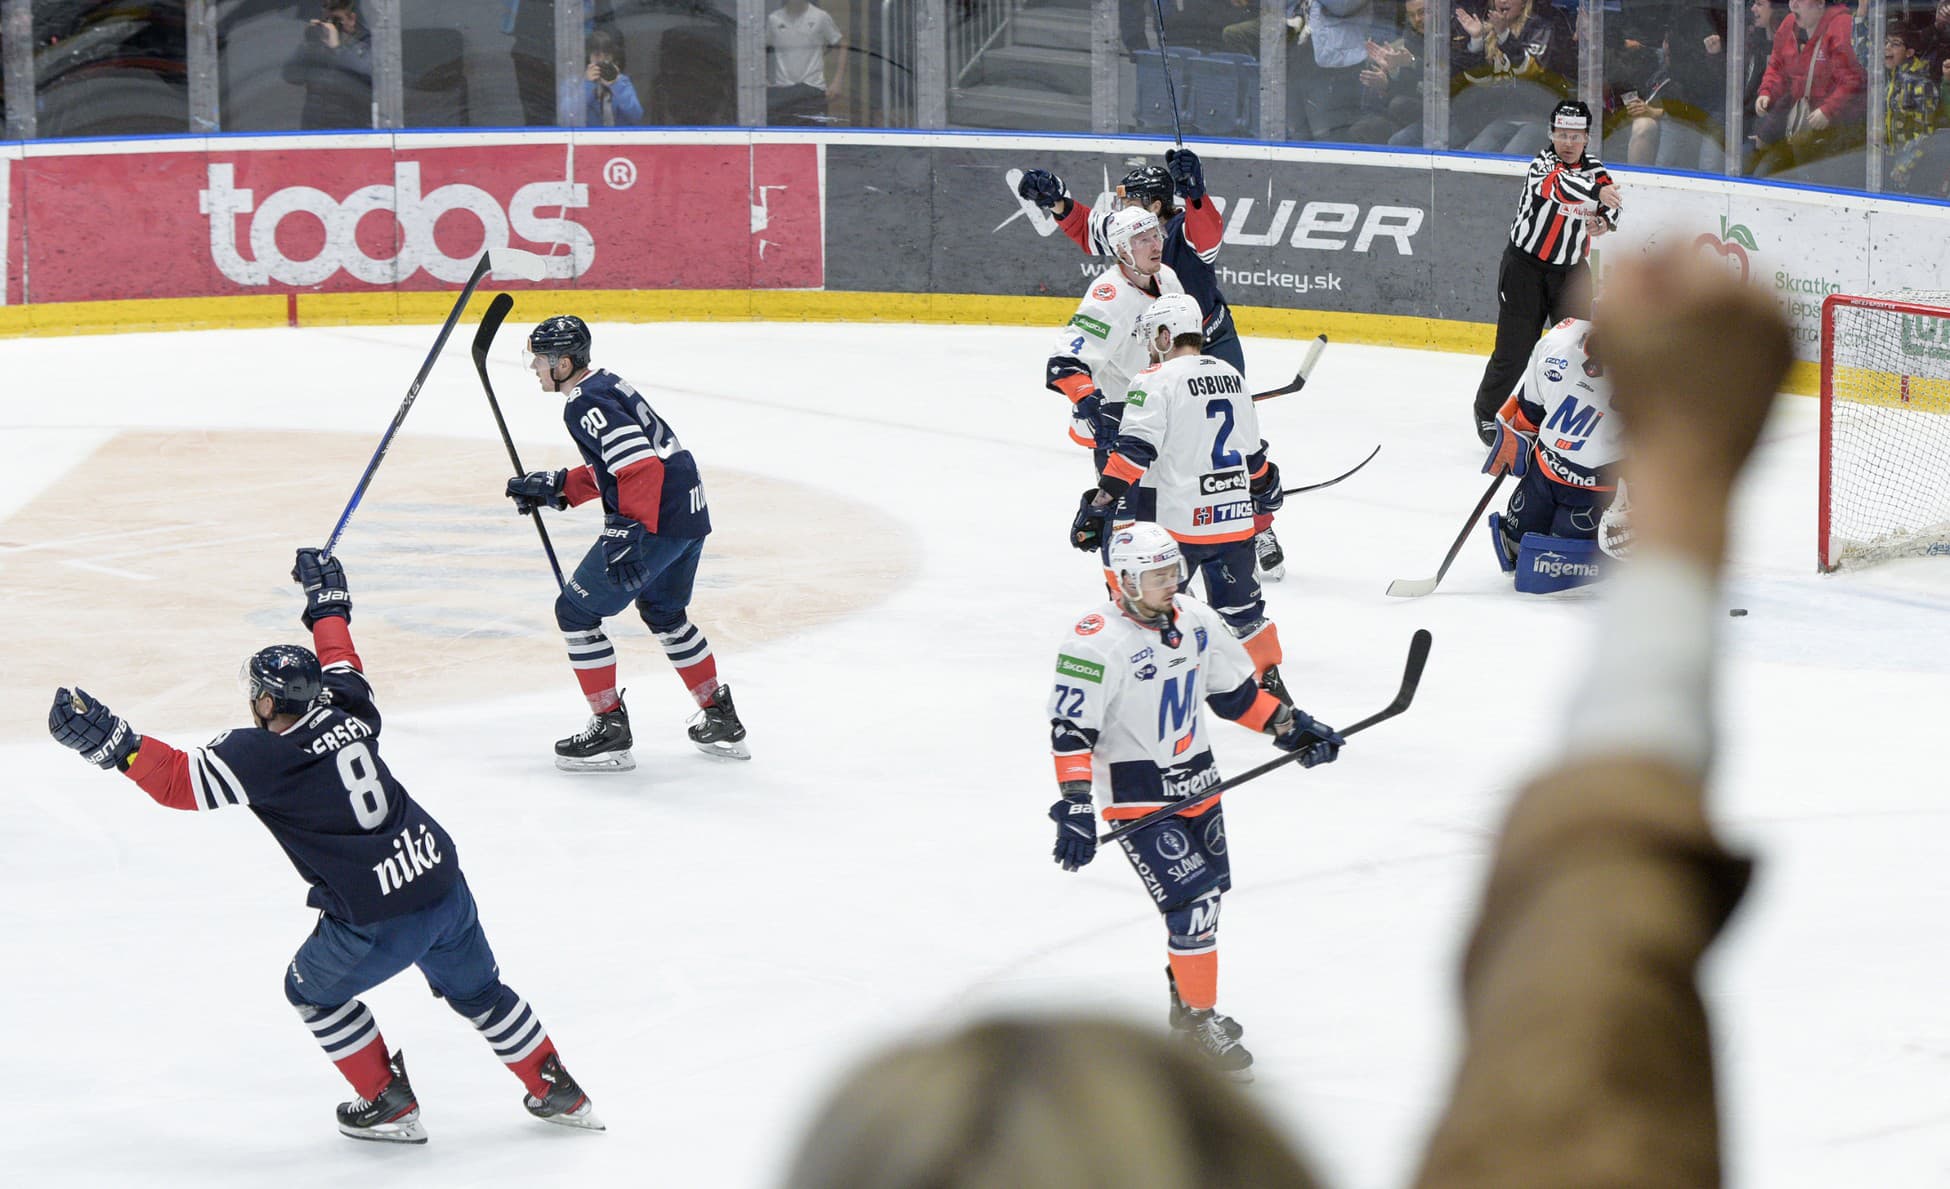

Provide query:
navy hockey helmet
left=529, top=315, right=592, bottom=370
left=240, top=644, right=322, bottom=717
left=1117, top=164, right=1174, bottom=210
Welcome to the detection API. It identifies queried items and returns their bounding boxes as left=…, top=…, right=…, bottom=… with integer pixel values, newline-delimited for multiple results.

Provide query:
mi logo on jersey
left=1544, top=395, right=1603, bottom=441
left=1158, top=672, right=1199, bottom=751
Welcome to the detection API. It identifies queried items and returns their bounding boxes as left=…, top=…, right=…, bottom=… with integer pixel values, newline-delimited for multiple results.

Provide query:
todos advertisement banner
left=12, top=138, right=823, bottom=303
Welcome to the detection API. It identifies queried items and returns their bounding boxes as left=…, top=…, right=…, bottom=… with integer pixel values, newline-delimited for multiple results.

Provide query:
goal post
left=1818, top=291, right=1950, bottom=572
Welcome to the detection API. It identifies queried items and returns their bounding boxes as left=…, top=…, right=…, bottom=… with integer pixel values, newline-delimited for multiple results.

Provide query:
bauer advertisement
left=11, top=138, right=824, bottom=303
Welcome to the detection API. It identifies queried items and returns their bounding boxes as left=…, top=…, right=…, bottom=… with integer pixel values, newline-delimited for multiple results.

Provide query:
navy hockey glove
left=507, top=469, right=569, bottom=514
left=1250, top=459, right=1284, bottom=515
left=1482, top=417, right=1535, bottom=478
left=1165, top=148, right=1206, bottom=201
left=601, top=515, right=654, bottom=588
left=48, top=687, right=141, bottom=770
left=1049, top=785, right=1098, bottom=871
left=1270, top=705, right=1344, bottom=768
left=291, top=547, right=352, bottom=628
left=1072, top=489, right=1114, bottom=553
left=1017, top=168, right=1068, bottom=211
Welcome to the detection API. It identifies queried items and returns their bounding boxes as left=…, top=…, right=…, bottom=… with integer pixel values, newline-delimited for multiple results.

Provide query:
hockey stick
left=1384, top=474, right=1505, bottom=598
left=1099, top=628, right=1433, bottom=845
left=1251, top=334, right=1329, bottom=401
left=321, top=248, right=550, bottom=560
left=1148, top=0, right=1186, bottom=147
left=473, top=291, right=566, bottom=589
left=1281, top=444, right=1379, bottom=498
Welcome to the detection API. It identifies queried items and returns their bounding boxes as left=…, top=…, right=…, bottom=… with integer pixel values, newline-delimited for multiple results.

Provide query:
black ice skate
left=1259, top=664, right=1294, bottom=709
left=337, top=1051, right=427, bottom=1144
left=556, top=698, right=634, bottom=772
left=1180, top=1008, right=1255, bottom=1082
left=1253, top=527, right=1287, bottom=582
left=686, top=684, right=750, bottom=761
left=1166, top=965, right=1242, bottom=1042
left=523, top=1052, right=605, bottom=1131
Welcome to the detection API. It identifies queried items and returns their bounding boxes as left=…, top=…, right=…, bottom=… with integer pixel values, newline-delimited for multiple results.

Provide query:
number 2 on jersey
left=1205, top=400, right=1241, bottom=468
left=336, top=741, right=389, bottom=828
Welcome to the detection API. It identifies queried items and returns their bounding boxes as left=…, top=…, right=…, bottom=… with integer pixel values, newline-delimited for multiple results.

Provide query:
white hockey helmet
left=1139, top=293, right=1204, bottom=356
left=1106, top=521, right=1188, bottom=603
left=1105, top=206, right=1162, bottom=269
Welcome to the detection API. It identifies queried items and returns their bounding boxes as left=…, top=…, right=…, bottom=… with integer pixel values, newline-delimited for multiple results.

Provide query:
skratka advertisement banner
left=14, top=138, right=823, bottom=303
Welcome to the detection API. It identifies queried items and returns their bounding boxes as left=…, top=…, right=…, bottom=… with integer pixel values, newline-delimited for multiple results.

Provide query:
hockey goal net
left=1819, top=291, right=1950, bottom=572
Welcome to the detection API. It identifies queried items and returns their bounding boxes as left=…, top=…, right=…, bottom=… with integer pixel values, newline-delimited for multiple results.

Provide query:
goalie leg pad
left=1487, top=512, right=1519, bottom=573
left=1515, top=533, right=1605, bottom=594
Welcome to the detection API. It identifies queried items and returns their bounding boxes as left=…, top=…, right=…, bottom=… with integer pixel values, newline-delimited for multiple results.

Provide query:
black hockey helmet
left=529, top=315, right=592, bottom=370
left=1117, top=164, right=1174, bottom=210
left=241, top=644, right=322, bottom=717
left=1549, top=100, right=1593, bottom=134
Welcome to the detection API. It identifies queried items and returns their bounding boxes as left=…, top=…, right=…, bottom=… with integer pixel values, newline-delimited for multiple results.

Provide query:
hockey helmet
left=1117, top=164, right=1174, bottom=210
left=1105, top=207, right=1163, bottom=270
left=1139, top=293, right=1205, bottom=353
left=528, top=314, right=592, bottom=370
left=240, top=644, right=322, bottom=717
left=1549, top=100, right=1592, bottom=134
left=1106, top=521, right=1188, bottom=603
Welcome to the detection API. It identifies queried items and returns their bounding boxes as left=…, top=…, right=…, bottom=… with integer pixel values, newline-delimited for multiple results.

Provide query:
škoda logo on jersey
left=198, top=162, right=592, bottom=287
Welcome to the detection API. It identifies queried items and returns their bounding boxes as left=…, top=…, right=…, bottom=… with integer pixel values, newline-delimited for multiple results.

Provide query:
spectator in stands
left=1451, top=0, right=1578, bottom=155
left=766, top=0, right=845, bottom=125
left=786, top=250, right=1792, bottom=1189
left=1750, top=0, right=1865, bottom=178
left=1742, top=0, right=1789, bottom=123
left=281, top=0, right=372, bottom=131
left=1349, top=0, right=1427, bottom=144
left=1603, top=4, right=1726, bottom=170
left=1886, top=24, right=1950, bottom=194
left=1928, top=0, right=1950, bottom=77
left=1299, top=0, right=1388, bottom=142
left=577, top=28, right=642, bottom=126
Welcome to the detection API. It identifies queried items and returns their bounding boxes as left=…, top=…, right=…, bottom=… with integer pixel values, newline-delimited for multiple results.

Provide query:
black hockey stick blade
left=473, top=292, right=566, bottom=589
left=1385, top=473, right=1506, bottom=598
left=1282, top=444, right=1379, bottom=498
left=1098, top=629, right=1433, bottom=845
left=1251, top=334, right=1328, bottom=401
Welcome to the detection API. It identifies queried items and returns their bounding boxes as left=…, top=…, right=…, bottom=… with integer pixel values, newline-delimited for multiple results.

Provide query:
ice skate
left=1259, top=664, right=1293, bottom=709
left=1253, top=527, right=1286, bottom=582
left=523, top=1052, right=605, bottom=1131
left=556, top=698, right=634, bottom=772
left=337, top=1051, right=427, bottom=1144
left=686, top=684, right=750, bottom=760
left=1180, top=1008, right=1254, bottom=1082
left=1166, top=965, right=1242, bottom=1041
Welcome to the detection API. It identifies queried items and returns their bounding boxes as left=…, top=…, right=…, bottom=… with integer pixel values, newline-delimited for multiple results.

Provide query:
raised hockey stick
left=1250, top=335, right=1328, bottom=401
left=1148, top=0, right=1187, bottom=147
left=1098, top=629, right=1433, bottom=845
left=1383, top=474, right=1505, bottom=598
left=1281, top=444, right=1379, bottom=498
left=321, top=247, right=550, bottom=560
left=473, top=291, right=566, bottom=589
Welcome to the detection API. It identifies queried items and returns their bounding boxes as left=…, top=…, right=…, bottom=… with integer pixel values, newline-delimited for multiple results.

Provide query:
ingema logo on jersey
left=1534, top=552, right=1601, bottom=580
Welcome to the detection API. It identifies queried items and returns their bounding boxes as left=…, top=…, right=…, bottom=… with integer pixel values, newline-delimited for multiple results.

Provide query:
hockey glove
left=1071, top=489, right=1114, bottom=553
left=1017, top=168, right=1068, bottom=211
left=507, top=469, right=569, bottom=515
left=1270, top=705, right=1344, bottom=768
left=1481, top=417, right=1535, bottom=478
left=48, top=687, right=141, bottom=770
left=1165, top=148, right=1206, bottom=201
left=600, top=515, right=654, bottom=588
left=1049, top=784, right=1098, bottom=871
left=292, top=547, right=352, bottom=628
left=1250, top=459, right=1284, bottom=516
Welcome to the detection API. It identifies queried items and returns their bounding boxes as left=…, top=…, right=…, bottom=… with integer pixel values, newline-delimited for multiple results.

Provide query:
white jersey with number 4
left=1112, top=353, right=1261, bottom=544
left=1048, top=263, right=1186, bottom=443
left=1049, top=593, right=1261, bottom=821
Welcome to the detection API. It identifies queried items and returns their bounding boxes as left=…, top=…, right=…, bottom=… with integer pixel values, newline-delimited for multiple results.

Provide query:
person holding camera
left=281, top=0, right=373, bottom=131
left=579, top=28, right=642, bottom=126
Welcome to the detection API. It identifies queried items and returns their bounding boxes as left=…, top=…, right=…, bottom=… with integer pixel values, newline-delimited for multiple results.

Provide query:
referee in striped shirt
left=1472, top=100, right=1623, bottom=445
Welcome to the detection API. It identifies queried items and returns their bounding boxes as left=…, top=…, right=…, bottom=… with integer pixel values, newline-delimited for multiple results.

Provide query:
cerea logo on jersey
left=198, top=162, right=593, bottom=286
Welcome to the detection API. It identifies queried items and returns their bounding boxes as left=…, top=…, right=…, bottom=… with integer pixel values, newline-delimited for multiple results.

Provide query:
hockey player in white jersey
left=1046, top=522, right=1344, bottom=1080
left=1045, top=207, right=1186, bottom=465
left=1071, top=293, right=1294, bottom=701
left=1481, top=315, right=1622, bottom=592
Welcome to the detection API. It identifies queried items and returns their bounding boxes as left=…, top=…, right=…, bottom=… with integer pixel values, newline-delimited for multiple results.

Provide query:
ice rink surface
left=2, top=320, right=1947, bottom=1188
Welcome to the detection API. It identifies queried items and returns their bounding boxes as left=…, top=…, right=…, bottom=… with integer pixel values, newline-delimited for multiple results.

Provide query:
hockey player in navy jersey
left=1019, top=149, right=1288, bottom=582
left=47, top=549, right=600, bottom=1144
left=504, top=314, right=748, bottom=771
